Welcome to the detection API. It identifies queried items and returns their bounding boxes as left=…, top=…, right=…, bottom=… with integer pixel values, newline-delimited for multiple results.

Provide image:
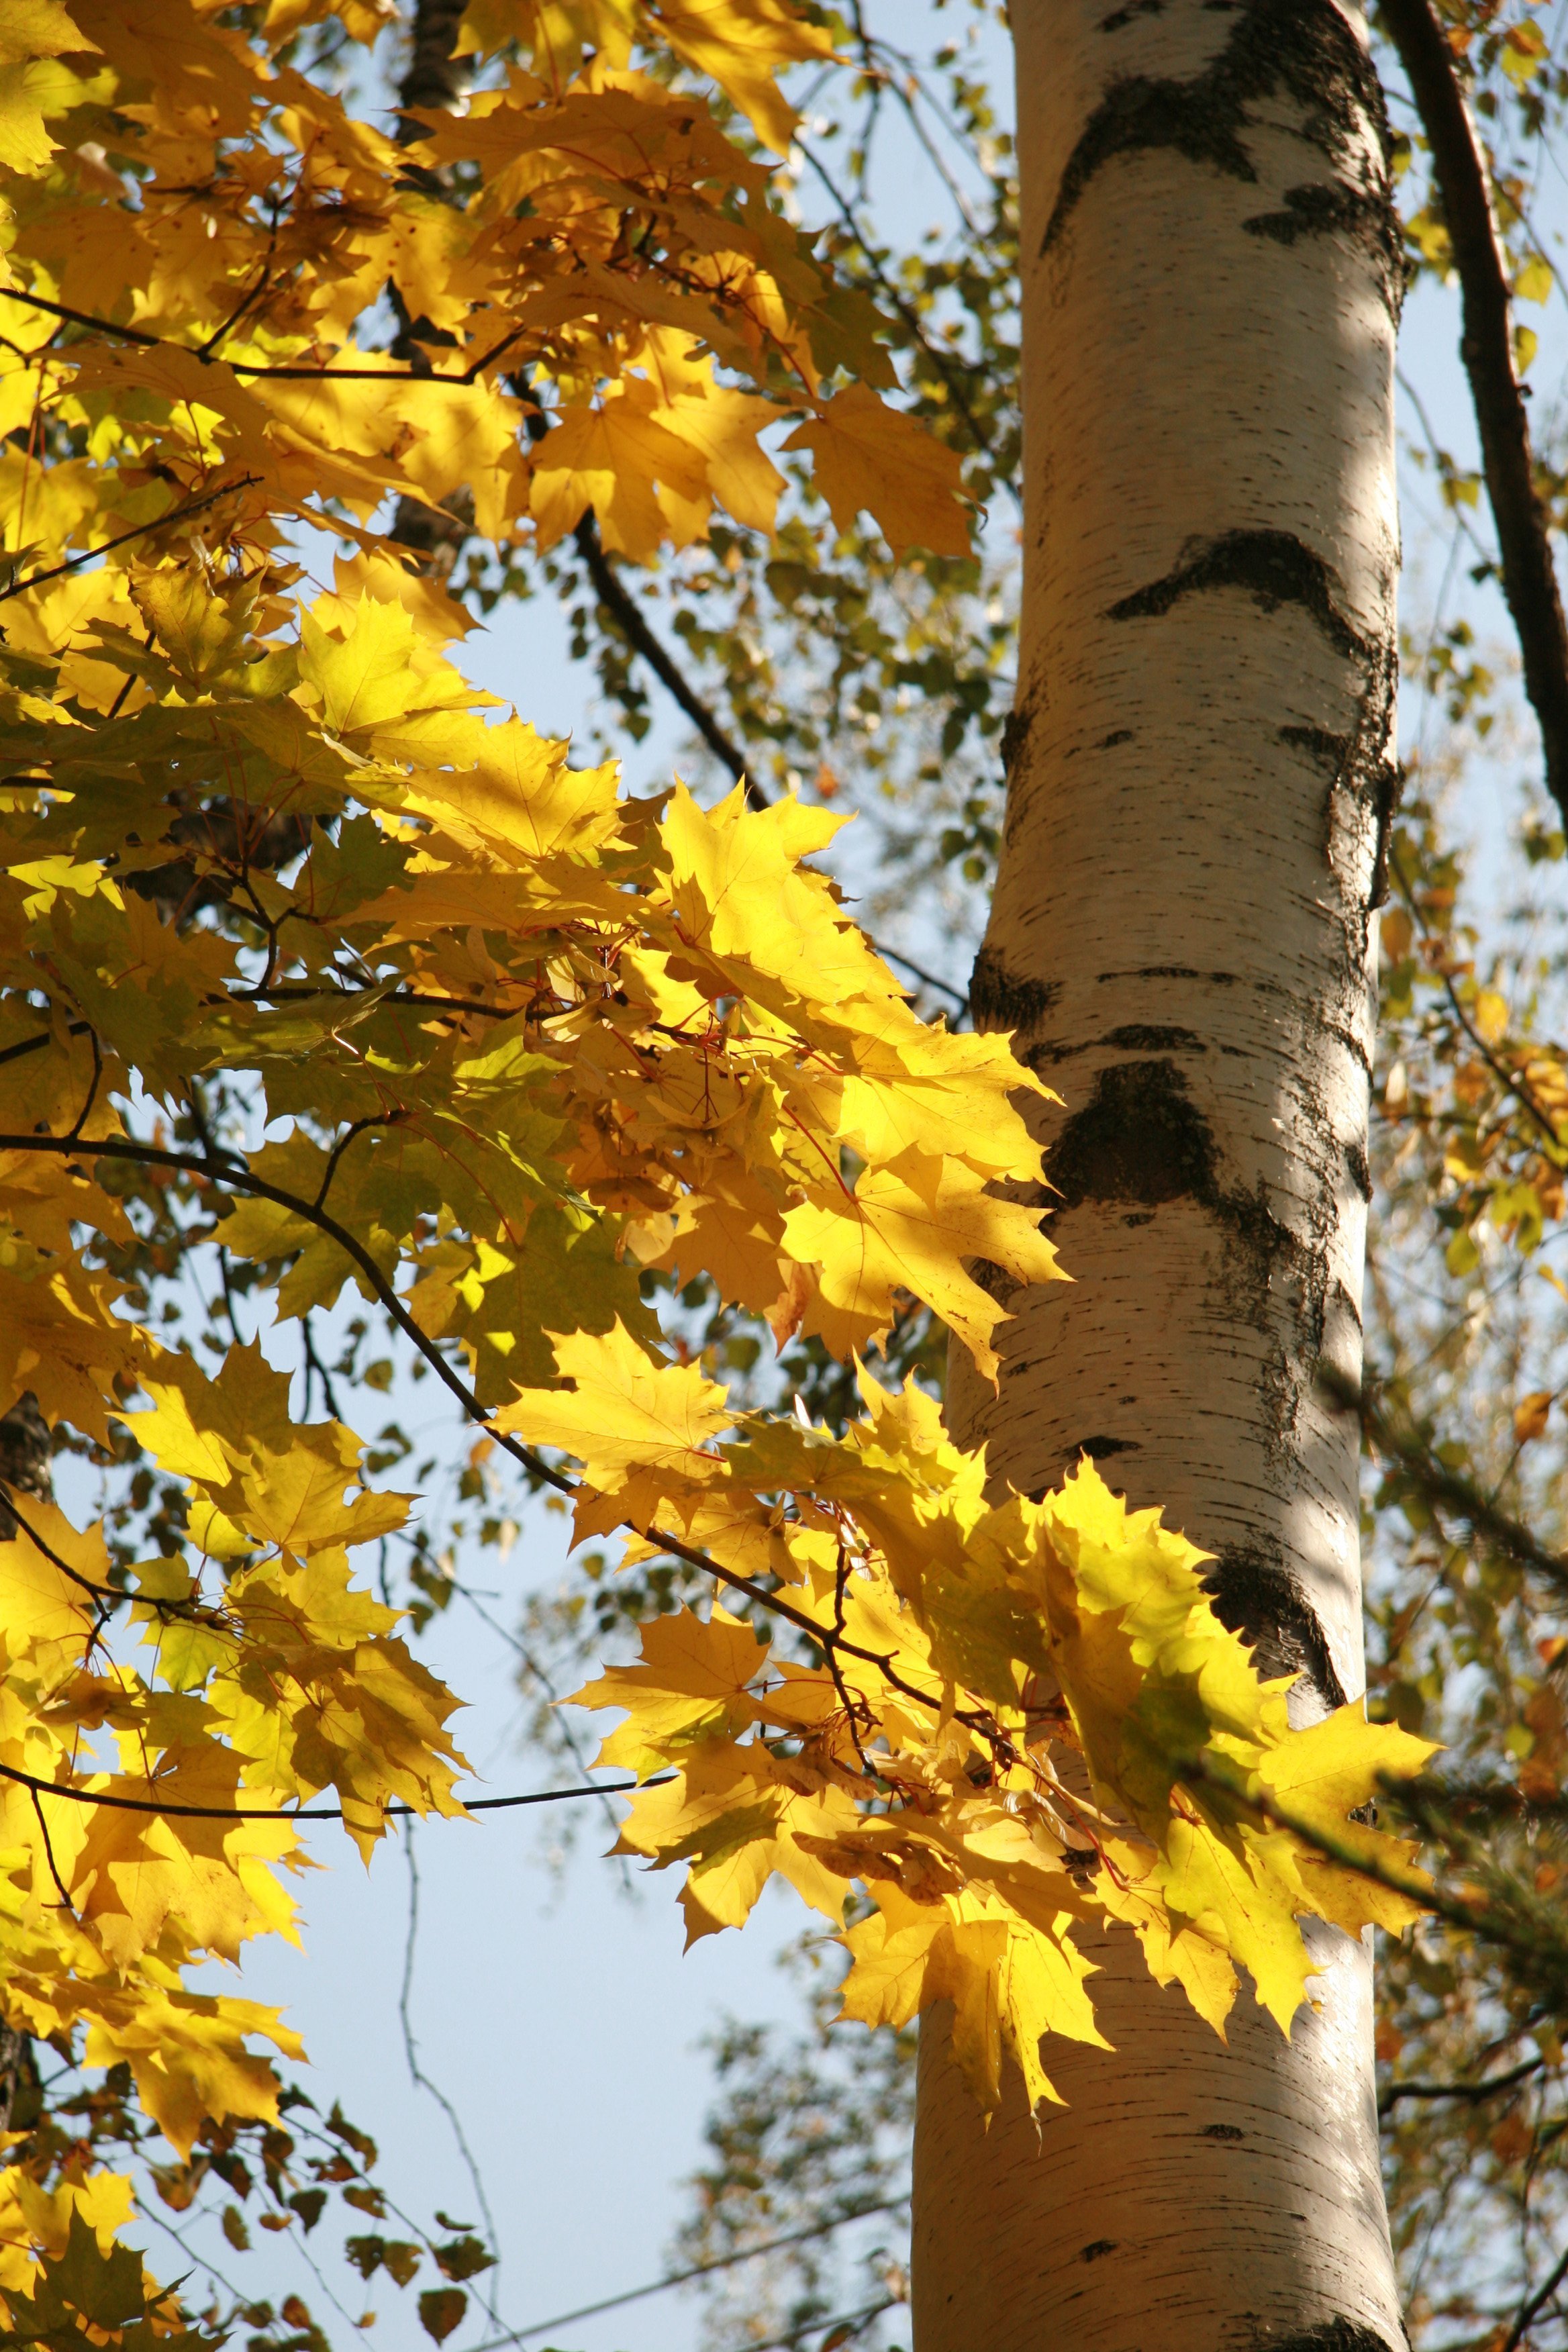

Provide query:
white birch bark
left=914, top=2, right=1404, bottom=2345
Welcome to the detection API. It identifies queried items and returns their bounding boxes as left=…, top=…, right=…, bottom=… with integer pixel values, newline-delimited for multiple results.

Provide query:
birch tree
left=919, top=3, right=1406, bottom=2341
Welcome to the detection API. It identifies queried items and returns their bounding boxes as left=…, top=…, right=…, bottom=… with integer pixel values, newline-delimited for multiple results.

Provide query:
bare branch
left=1379, top=0, right=1568, bottom=825
left=571, top=505, right=767, bottom=807
left=0, top=1755, right=671, bottom=1821
left=1379, top=2056, right=1545, bottom=2114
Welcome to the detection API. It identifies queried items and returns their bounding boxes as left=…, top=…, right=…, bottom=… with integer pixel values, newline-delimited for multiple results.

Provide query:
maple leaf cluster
left=0, top=0, right=1432, bottom=2337
left=550, top=1353, right=1433, bottom=2113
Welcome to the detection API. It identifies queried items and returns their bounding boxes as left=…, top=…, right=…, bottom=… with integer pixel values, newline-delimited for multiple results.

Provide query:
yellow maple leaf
left=614, top=1737, right=859, bottom=1939
left=784, top=384, right=972, bottom=558
left=660, top=779, right=893, bottom=1018
left=654, top=0, right=836, bottom=154
left=839, top=1883, right=1105, bottom=2116
left=493, top=1320, right=734, bottom=1512
left=0, top=1502, right=105, bottom=1655
left=570, top=1602, right=769, bottom=1775
left=69, top=1746, right=306, bottom=1971
left=0, top=3, right=94, bottom=177
left=651, top=376, right=785, bottom=543
left=0, top=0, right=91, bottom=66
left=783, top=1148, right=1063, bottom=1379
left=530, top=386, right=711, bottom=560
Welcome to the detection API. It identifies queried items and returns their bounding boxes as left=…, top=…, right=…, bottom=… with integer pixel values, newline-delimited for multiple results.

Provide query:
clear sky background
left=86, top=13, right=1568, bottom=2352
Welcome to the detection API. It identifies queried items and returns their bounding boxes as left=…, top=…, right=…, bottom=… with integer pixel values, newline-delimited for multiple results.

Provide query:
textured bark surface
left=0, top=1396, right=50, bottom=2143
left=0, top=1393, right=52, bottom=1537
left=913, top=2, right=1402, bottom=2345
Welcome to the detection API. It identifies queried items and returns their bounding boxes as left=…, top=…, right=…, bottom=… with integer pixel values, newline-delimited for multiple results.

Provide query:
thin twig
left=398, top=1826, right=504, bottom=2308
left=1320, top=1363, right=1568, bottom=1600
left=301, top=1316, right=344, bottom=1422
left=0, top=286, right=530, bottom=388
left=28, top=1787, right=74, bottom=1909
left=0, top=1128, right=961, bottom=1714
left=1379, top=0, right=1568, bottom=826
left=1504, top=2238, right=1568, bottom=2352
left=489, top=2206, right=906, bottom=2343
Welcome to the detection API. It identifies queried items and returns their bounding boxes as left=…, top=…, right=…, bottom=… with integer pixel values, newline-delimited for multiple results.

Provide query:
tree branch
left=1379, top=2055, right=1545, bottom=2114
left=571, top=507, right=768, bottom=808
left=0, top=1126, right=954, bottom=1718
left=552, top=513, right=969, bottom=1005
left=0, top=286, right=528, bottom=387
left=1319, top=1362, right=1568, bottom=1601
left=396, top=0, right=469, bottom=124
left=0, top=477, right=261, bottom=604
left=1505, top=2239, right=1568, bottom=2352
left=498, top=2212, right=907, bottom=2346
left=0, top=1755, right=670, bottom=1821
left=1379, top=0, right=1568, bottom=826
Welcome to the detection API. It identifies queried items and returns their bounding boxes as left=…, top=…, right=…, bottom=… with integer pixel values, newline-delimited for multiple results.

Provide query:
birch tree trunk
left=913, top=3, right=1404, bottom=2345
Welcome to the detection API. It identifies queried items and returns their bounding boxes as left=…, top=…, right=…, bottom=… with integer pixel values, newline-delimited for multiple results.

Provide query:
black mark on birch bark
left=1204, top=1540, right=1349, bottom=1709
left=1043, top=0, right=1393, bottom=260
left=0, top=1394, right=51, bottom=1540
left=1344, top=1138, right=1372, bottom=1202
left=1105, top=1022, right=1204, bottom=1052
left=1108, top=529, right=1367, bottom=661
left=1046, top=1057, right=1351, bottom=1479
left=0, top=2026, right=38, bottom=2135
left=1048, top=1059, right=1216, bottom=1209
left=1098, top=965, right=1239, bottom=986
left=970, top=1257, right=1020, bottom=1308
left=1000, top=705, right=1032, bottom=775
left=1071, top=1434, right=1141, bottom=1461
left=1370, top=758, right=1404, bottom=909
left=1026, top=1022, right=1208, bottom=1069
left=969, top=946, right=1059, bottom=1035
left=1243, top=182, right=1404, bottom=316
left=1281, top=724, right=1352, bottom=770
left=1079, top=2239, right=1118, bottom=2261
left=1108, top=534, right=1397, bottom=921
left=1202, top=2122, right=1246, bottom=2141
left=1248, top=2323, right=1403, bottom=2352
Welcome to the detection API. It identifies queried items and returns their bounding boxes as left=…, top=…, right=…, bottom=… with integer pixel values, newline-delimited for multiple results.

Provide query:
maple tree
left=0, top=0, right=1467, bottom=2347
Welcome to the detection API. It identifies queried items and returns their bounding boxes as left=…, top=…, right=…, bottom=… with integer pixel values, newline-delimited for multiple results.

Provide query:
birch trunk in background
left=915, top=3, right=1404, bottom=2344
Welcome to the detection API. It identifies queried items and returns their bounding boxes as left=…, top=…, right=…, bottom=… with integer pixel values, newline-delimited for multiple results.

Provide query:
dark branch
left=504, top=2204, right=908, bottom=2343
left=0, top=477, right=262, bottom=605
left=0, top=1755, right=671, bottom=1822
left=565, top=522, right=969, bottom=1004
left=397, top=0, right=469, bottom=124
left=1320, top=1363, right=1568, bottom=1601
left=1379, top=0, right=1568, bottom=826
left=1379, top=2056, right=1545, bottom=2114
left=0, top=287, right=529, bottom=387
left=1504, top=2239, right=1568, bottom=2352
left=571, top=507, right=767, bottom=808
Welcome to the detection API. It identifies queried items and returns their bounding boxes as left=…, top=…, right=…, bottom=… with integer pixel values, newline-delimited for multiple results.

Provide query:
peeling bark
left=912, top=3, right=1402, bottom=2344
